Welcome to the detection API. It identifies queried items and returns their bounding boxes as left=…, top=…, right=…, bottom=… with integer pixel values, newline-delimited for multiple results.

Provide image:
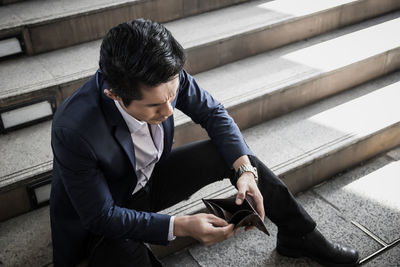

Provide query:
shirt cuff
left=168, top=216, right=176, bottom=241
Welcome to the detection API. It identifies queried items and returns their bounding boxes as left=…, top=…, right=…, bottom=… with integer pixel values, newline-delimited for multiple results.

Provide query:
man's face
left=112, top=76, right=179, bottom=124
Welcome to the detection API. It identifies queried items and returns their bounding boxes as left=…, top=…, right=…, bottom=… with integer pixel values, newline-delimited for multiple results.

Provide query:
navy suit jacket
left=50, top=69, right=253, bottom=265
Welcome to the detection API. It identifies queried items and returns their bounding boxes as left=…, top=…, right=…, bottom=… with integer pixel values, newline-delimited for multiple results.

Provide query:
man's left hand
left=235, top=172, right=265, bottom=231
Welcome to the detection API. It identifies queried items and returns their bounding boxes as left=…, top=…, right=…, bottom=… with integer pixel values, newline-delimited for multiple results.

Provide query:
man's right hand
left=174, top=213, right=237, bottom=245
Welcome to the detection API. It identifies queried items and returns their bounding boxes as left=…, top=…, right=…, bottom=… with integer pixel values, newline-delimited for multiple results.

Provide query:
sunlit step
left=172, top=12, right=400, bottom=146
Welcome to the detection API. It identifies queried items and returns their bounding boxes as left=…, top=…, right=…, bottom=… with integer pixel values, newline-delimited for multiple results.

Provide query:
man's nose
left=160, top=101, right=173, bottom=117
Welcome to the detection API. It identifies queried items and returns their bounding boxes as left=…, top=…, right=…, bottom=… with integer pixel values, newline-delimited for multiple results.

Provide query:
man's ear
left=104, top=89, right=120, bottom=101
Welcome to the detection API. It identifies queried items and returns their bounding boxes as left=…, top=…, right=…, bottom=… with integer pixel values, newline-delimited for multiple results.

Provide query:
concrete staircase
left=0, top=0, right=399, bottom=265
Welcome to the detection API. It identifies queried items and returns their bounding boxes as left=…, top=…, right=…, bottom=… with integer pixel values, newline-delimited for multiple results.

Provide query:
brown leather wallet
left=202, top=196, right=269, bottom=235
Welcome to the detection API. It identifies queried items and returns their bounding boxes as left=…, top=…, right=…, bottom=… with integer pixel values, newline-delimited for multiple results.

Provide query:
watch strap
left=234, top=164, right=258, bottom=184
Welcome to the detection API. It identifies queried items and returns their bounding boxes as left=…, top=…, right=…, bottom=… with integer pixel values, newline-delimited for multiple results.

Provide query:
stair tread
left=166, top=0, right=359, bottom=48
left=0, top=0, right=153, bottom=30
left=0, top=120, right=52, bottom=189
left=1, top=13, right=399, bottom=190
left=1, top=0, right=396, bottom=101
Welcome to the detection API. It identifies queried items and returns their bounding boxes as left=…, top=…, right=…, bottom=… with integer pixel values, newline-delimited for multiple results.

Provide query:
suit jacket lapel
left=114, top=126, right=137, bottom=172
left=97, top=70, right=137, bottom=173
left=160, top=116, right=174, bottom=161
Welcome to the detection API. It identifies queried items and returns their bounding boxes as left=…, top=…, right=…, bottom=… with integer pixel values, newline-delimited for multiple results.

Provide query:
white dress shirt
left=114, top=100, right=176, bottom=241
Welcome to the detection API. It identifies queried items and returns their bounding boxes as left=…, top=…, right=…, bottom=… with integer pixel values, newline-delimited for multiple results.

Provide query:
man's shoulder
left=53, top=74, right=103, bottom=133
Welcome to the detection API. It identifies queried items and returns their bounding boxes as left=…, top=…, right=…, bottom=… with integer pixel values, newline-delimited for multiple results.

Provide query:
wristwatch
left=235, top=164, right=258, bottom=184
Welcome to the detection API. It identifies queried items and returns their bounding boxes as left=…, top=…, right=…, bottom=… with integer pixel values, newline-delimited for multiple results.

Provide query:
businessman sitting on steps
left=50, top=19, right=359, bottom=267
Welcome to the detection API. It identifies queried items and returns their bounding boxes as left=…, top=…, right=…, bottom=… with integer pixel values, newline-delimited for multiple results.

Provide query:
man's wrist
left=173, top=215, right=189, bottom=237
left=233, top=155, right=251, bottom=171
left=232, top=155, right=255, bottom=186
left=235, top=164, right=258, bottom=184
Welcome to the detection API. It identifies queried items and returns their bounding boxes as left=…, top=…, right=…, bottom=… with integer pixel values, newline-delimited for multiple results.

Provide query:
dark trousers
left=88, top=140, right=316, bottom=266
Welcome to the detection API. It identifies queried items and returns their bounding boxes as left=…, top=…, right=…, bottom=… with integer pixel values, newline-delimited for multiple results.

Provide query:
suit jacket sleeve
left=176, top=70, right=254, bottom=167
left=51, top=126, right=171, bottom=245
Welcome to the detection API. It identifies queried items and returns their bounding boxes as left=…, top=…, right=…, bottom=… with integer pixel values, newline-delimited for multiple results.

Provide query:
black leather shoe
left=276, top=228, right=359, bottom=267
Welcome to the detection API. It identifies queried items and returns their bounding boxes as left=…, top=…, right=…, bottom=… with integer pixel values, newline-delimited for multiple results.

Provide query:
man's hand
left=236, top=172, right=265, bottom=221
left=233, top=155, right=265, bottom=231
left=174, top=213, right=237, bottom=245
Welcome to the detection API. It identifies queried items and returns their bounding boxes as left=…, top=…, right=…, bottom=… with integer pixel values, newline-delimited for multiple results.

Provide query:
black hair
left=99, top=19, right=186, bottom=106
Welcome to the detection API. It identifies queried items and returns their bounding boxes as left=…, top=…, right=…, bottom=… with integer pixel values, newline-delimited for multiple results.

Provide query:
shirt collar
left=114, top=100, right=147, bottom=134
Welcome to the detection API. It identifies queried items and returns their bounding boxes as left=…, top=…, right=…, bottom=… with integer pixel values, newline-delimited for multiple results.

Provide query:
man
left=50, top=19, right=359, bottom=266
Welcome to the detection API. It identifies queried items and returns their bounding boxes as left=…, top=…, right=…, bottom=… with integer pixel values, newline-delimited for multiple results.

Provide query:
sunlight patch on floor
left=343, top=161, right=400, bottom=212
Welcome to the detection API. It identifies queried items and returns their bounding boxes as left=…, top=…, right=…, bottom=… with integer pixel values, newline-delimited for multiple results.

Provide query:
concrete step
left=1, top=72, right=400, bottom=266
left=1, top=1, right=399, bottom=130
left=0, top=0, right=251, bottom=55
left=1, top=13, right=400, bottom=220
left=152, top=70, right=400, bottom=257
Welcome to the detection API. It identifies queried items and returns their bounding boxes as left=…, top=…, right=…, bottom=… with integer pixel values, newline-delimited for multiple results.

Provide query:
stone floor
left=162, top=147, right=400, bottom=267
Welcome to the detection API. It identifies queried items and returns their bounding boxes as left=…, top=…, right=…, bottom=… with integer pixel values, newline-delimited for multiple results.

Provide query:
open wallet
left=202, top=195, right=269, bottom=235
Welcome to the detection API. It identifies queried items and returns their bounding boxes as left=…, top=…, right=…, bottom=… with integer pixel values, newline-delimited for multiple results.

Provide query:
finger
left=223, top=223, right=235, bottom=232
left=234, top=227, right=240, bottom=234
left=247, top=191, right=265, bottom=220
left=236, top=186, right=247, bottom=205
left=257, top=204, right=265, bottom=220
left=224, top=224, right=236, bottom=239
left=256, top=201, right=265, bottom=220
left=208, top=214, right=228, bottom=227
left=204, top=224, right=235, bottom=245
left=217, top=224, right=235, bottom=240
left=213, top=223, right=234, bottom=234
left=252, top=194, right=265, bottom=219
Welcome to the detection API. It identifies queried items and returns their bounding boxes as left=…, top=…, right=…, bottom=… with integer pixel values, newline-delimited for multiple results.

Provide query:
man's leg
left=248, top=156, right=358, bottom=266
left=150, top=140, right=316, bottom=232
left=149, top=140, right=234, bottom=212
left=149, top=140, right=358, bottom=266
left=149, top=140, right=317, bottom=235
left=249, top=155, right=316, bottom=235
